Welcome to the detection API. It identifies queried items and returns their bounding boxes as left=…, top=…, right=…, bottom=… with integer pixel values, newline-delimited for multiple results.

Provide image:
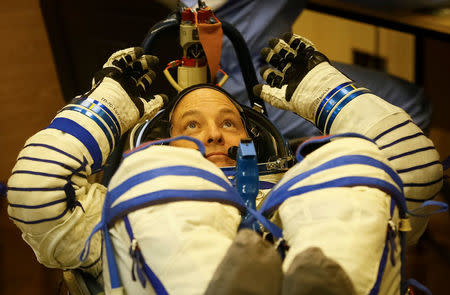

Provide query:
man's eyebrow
left=219, top=108, right=239, bottom=116
left=180, top=107, right=238, bottom=119
left=180, top=110, right=200, bottom=119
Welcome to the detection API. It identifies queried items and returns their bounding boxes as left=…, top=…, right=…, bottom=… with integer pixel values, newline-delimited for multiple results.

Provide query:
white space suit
left=6, top=37, right=443, bottom=295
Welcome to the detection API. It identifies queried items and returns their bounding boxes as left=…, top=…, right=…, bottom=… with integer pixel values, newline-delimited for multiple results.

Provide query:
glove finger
left=260, top=47, right=290, bottom=73
left=126, top=55, right=159, bottom=81
left=261, top=47, right=285, bottom=68
left=281, top=33, right=315, bottom=52
left=137, top=70, right=157, bottom=99
left=140, top=94, right=166, bottom=122
left=154, top=93, right=168, bottom=105
left=94, top=48, right=144, bottom=85
left=117, top=55, right=158, bottom=82
left=143, top=55, right=159, bottom=69
left=292, top=46, right=316, bottom=64
left=108, top=47, right=143, bottom=64
left=132, top=55, right=159, bottom=74
left=260, top=66, right=285, bottom=88
left=112, top=56, right=133, bottom=72
left=107, top=47, right=144, bottom=71
left=269, top=38, right=297, bottom=62
left=253, top=84, right=291, bottom=111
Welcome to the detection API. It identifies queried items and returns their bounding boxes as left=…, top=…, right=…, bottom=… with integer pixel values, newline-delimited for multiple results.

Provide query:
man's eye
left=186, top=121, right=197, bottom=129
left=223, top=121, right=233, bottom=128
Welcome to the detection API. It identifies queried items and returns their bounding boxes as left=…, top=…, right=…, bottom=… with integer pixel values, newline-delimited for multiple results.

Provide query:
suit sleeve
left=6, top=102, right=120, bottom=276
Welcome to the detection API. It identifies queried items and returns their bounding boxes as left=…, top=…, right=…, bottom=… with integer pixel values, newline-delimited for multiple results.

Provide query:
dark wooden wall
left=0, top=0, right=64, bottom=294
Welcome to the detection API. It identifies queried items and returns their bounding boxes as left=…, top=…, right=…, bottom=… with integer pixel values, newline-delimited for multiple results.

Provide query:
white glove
left=52, top=47, right=166, bottom=170
left=253, top=33, right=352, bottom=127
left=255, top=33, right=444, bottom=246
left=87, top=47, right=167, bottom=135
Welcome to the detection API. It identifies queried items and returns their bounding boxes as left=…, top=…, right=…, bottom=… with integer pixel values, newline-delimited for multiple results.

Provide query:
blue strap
left=123, top=216, right=134, bottom=238
left=316, top=83, right=358, bottom=131
left=123, top=216, right=169, bottom=295
left=269, top=133, right=405, bottom=214
left=407, top=200, right=448, bottom=217
left=80, top=221, right=104, bottom=262
left=407, top=279, right=432, bottom=295
left=79, top=249, right=102, bottom=270
left=369, top=213, right=407, bottom=295
left=368, top=239, right=389, bottom=295
left=314, top=81, right=353, bottom=126
left=264, top=154, right=404, bottom=213
left=142, top=261, right=169, bottom=295
left=246, top=207, right=283, bottom=240
left=240, top=207, right=288, bottom=259
left=71, top=101, right=119, bottom=140
left=107, top=166, right=235, bottom=202
left=47, top=118, right=103, bottom=172
left=74, top=97, right=122, bottom=136
left=123, top=216, right=145, bottom=287
left=261, top=176, right=406, bottom=218
left=104, top=166, right=241, bottom=214
left=104, top=225, right=123, bottom=290
left=324, top=89, right=370, bottom=134
left=62, top=105, right=115, bottom=152
left=108, top=189, right=244, bottom=226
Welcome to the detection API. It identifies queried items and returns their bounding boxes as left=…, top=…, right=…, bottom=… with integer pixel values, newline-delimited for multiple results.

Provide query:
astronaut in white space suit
left=7, top=33, right=443, bottom=295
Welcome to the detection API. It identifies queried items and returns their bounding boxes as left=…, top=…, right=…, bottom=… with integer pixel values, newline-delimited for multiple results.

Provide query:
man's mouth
left=206, top=152, right=228, bottom=158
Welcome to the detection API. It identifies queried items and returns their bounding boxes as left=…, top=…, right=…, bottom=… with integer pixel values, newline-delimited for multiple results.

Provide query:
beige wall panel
left=379, top=28, right=415, bottom=82
left=292, top=10, right=415, bottom=82
left=292, top=10, right=376, bottom=64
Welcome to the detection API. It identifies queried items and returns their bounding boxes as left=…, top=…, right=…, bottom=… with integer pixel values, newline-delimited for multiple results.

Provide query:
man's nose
left=206, top=124, right=224, bottom=144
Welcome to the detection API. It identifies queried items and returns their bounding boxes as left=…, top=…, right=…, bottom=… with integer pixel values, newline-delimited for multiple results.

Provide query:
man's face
left=170, top=88, right=248, bottom=167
